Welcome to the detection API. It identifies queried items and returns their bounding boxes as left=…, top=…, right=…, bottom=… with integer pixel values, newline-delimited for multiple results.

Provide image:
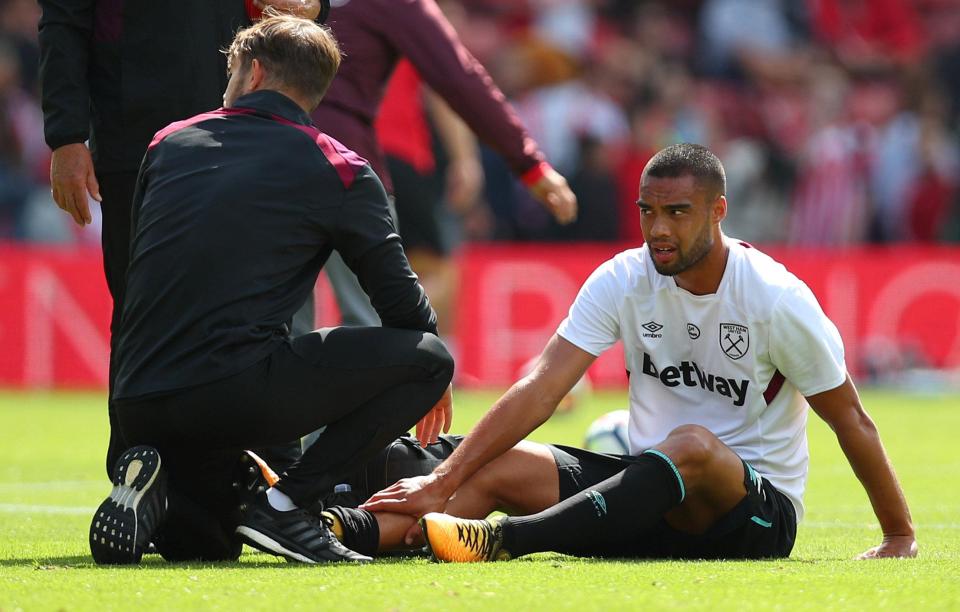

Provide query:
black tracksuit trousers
left=113, top=326, right=452, bottom=559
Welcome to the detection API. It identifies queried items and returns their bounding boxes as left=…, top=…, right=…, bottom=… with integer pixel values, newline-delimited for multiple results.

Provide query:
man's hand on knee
left=361, top=474, right=450, bottom=516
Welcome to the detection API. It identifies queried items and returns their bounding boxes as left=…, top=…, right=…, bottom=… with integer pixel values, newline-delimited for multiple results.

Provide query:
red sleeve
left=370, top=0, right=544, bottom=176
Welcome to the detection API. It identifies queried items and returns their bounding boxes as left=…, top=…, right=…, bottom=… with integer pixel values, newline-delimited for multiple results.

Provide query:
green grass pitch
left=1, top=388, right=958, bottom=611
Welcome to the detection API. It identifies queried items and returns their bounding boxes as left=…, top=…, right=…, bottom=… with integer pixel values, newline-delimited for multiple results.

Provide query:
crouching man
left=90, top=15, right=453, bottom=565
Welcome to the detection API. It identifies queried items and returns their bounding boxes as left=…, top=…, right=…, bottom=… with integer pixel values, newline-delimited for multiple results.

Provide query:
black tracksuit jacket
left=39, top=0, right=247, bottom=173
left=113, top=91, right=438, bottom=399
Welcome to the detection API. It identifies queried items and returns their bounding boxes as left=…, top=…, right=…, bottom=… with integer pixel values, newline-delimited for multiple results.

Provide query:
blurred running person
left=311, top=0, right=577, bottom=327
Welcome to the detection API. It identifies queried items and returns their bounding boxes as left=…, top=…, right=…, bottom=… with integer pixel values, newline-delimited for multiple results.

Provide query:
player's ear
left=712, top=195, right=727, bottom=224
left=248, top=58, right=267, bottom=91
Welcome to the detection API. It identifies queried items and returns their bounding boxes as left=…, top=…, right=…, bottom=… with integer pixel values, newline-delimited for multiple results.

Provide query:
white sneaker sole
left=89, top=447, right=164, bottom=564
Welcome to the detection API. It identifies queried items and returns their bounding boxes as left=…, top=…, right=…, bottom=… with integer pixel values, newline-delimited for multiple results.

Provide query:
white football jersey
left=557, top=239, right=847, bottom=520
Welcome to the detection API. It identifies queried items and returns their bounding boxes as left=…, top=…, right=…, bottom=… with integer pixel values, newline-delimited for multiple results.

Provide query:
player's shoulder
left=277, top=121, right=374, bottom=193
left=595, top=247, right=657, bottom=286
left=310, top=131, right=371, bottom=191
left=578, top=246, right=666, bottom=306
left=727, top=240, right=810, bottom=309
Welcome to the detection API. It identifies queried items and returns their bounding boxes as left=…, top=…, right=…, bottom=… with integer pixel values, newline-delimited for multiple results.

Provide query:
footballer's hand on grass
left=254, top=0, right=322, bottom=20
left=50, top=143, right=100, bottom=226
left=528, top=167, right=577, bottom=225
left=415, top=384, right=453, bottom=446
left=856, top=534, right=918, bottom=559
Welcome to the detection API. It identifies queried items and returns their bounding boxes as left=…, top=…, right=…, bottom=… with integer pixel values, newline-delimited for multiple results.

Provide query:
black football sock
left=501, top=450, right=685, bottom=558
left=326, top=506, right=380, bottom=557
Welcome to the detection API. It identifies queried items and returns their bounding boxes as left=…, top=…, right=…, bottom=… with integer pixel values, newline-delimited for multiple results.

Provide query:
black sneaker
left=89, top=446, right=167, bottom=565
left=235, top=492, right=372, bottom=563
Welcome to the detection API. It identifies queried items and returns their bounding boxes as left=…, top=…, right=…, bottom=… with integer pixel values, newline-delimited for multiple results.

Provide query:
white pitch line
left=0, top=503, right=94, bottom=515
left=0, top=480, right=103, bottom=490
left=804, top=521, right=960, bottom=530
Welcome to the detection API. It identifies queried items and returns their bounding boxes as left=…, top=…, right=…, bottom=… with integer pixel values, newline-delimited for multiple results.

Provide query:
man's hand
left=415, top=383, right=453, bottom=446
left=360, top=473, right=453, bottom=544
left=527, top=166, right=577, bottom=225
left=254, top=0, right=322, bottom=20
left=50, top=143, right=100, bottom=226
left=857, top=534, right=918, bottom=559
left=445, top=157, right=483, bottom=214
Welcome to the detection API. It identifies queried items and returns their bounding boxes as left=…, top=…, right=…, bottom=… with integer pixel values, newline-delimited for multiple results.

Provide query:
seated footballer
left=322, top=143, right=917, bottom=562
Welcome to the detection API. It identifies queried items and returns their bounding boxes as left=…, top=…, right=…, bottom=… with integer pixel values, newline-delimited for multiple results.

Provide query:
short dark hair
left=226, top=14, right=341, bottom=108
left=642, top=143, right=726, bottom=199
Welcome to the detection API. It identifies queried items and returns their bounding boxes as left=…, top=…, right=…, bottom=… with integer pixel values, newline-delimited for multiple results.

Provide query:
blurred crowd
left=4, top=0, right=960, bottom=246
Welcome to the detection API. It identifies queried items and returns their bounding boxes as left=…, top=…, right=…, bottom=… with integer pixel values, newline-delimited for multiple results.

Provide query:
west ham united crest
left=719, top=323, right=749, bottom=360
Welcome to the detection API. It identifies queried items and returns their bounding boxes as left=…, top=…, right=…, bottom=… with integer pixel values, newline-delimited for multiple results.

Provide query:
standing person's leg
left=290, top=291, right=316, bottom=337
left=324, top=253, right=381, bottom=327
left=97, top=171, right=139, bottom=478
left=321, top=197, right=398, bottom=328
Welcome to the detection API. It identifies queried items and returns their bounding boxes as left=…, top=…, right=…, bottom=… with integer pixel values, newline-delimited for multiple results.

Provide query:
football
left=583, top=409, right=631, bottom=455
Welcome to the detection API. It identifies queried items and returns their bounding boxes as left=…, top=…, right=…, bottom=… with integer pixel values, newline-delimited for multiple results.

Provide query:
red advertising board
left=0, top=246, right=112, bottom=388
left=2, top=244, right=959, bottom=389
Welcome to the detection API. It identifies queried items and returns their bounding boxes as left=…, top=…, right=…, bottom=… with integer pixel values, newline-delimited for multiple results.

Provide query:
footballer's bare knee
left=654, top=424, right=733, bottom=486
left=653, top=425, right=748, bottom=533
left=658, top=424, right=718, bottom=465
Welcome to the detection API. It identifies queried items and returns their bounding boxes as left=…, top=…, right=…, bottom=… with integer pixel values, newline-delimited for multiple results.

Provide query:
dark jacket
left=114, top=91, right=438, bottom=399
left=39, top=0, right=247, bottom=173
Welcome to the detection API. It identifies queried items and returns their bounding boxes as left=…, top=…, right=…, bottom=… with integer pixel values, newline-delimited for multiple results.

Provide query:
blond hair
left=226, top=14, right=341, bottom=107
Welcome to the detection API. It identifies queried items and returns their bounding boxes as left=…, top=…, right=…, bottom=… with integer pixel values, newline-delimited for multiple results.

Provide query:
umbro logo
left=585, top=490, right=607, bottom=517
left=642, top=321, right=663, bottom=338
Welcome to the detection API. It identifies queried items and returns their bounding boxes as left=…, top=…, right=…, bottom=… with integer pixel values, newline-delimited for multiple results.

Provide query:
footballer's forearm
left=433, top=377, right=556, bottom=495
left=833, top=411, right=914, bottom=538
left=809, top=379, right=915, bottom=539
left=433, top=335, right=594, bottom=494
